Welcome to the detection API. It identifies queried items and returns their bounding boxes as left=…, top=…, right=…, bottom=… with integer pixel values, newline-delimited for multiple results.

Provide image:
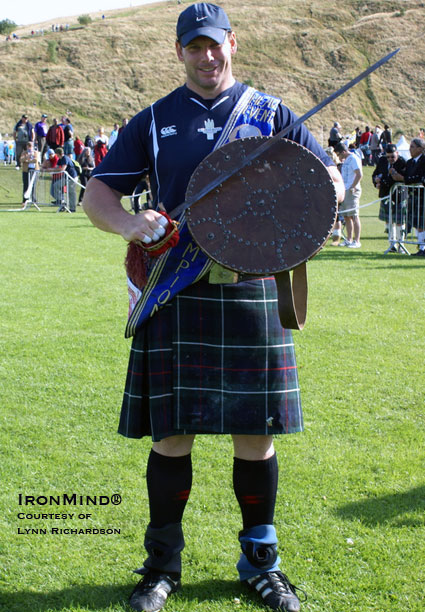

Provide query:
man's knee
left=232, top=435, right=274, bottom=460
left=153, top=435, right=195, bottom=457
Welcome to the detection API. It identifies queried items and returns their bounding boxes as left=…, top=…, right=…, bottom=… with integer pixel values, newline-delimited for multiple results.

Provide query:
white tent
left=396, top=135, right=411, bottom=160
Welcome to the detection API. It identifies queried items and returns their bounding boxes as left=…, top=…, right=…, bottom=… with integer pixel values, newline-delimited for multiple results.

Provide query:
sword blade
left=169, top=48, right=400, bottom=219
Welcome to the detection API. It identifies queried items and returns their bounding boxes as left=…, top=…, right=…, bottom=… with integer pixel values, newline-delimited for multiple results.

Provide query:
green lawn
left=1, top=164, right=424, bottom=612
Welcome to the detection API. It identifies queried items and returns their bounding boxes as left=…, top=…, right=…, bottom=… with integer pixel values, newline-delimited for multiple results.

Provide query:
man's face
left=176, top=33, right=237, bottom=98
left=410, top=141, right=423, bottom=157
left=386, top=150, right=398, bottom=163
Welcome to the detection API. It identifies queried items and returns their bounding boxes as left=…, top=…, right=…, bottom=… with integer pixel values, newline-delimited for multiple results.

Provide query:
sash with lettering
left=125, top=87, right=281, bottom=338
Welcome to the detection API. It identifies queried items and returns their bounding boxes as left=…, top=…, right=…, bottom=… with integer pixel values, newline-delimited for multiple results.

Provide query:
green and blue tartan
left=119, top=277, right=303, bottom=441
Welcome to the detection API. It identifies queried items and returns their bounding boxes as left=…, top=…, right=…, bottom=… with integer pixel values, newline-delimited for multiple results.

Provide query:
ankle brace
left=143, top=522, right=185, bottom=575
left=237, top=524, right=281, bottom=580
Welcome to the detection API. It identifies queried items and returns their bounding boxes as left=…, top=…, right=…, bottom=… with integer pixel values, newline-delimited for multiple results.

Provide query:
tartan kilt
left=118, top=277, right=303, bottom=441
left=379, top=198, right=405, bottom=225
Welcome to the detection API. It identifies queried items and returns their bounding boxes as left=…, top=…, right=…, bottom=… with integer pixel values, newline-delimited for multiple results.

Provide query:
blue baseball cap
left=177, top=2, right=232, bottom=47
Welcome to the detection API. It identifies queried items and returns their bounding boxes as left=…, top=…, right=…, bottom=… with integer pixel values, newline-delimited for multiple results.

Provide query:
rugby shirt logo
left=160, top=125, right=177, bottom=138
left=198, top=118, right=222, bottom=140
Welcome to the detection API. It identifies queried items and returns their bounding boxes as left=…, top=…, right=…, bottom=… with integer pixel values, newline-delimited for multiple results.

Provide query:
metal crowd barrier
left=24, top=169, right=73, bottom=212
left=23, top=169, right=150, bottom=214
left=385, top=183, right=424, bottom=254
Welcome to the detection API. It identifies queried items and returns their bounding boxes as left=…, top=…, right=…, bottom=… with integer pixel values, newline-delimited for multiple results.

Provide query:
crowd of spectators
left=327, top=122, right=425, bottom=255
left=1, top=112, right=130, bottom=211
left=1, top=114, right=424, bottom=255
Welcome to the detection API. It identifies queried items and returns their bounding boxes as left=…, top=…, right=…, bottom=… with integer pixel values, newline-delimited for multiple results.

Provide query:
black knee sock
left=146, top=449, right=192, bottom=528
left=233, top=453, right=278, bottom=529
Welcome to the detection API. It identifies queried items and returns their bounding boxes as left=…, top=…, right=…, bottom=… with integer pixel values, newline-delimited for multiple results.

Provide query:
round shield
left=185, top=137, right=337, bottom=274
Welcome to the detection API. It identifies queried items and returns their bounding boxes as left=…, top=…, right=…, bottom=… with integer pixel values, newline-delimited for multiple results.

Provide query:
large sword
left=169, top=48, right=399, bottom=219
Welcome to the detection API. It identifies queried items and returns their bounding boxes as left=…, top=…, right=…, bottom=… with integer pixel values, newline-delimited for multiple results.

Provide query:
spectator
left=63, top=117, right=74, bottom=156
left=334, top=142, right=363, bottom=248
left=13, top=114, right=34, bottom=169
left=78, top=147, right=95, bottom=204
left=325, top=146, right=343, bottom=246
left=392, top=138, right=425, bottom=256
left=354, top=126, right=362, bottom=148
left=46, top=118, right=65, bottom=151
left=370, top=125, right=382, bottom=165
left=3, top=140, right=12, bottom=165
left=42, top=149, right=62, bottom=208
left=132, top=175, right=153, bottom=213
left=108, top=123, right=119, bottom=149
left=95, top=126, right=109, bottom=147
left=328, top=121, right=342, bottom=148
left=372, top=144, right=406, bottom=250
left=55, top=146, right=78, bottom=212
left=94, top=139, right=108, bottom=166
left=34, top=113, right=49, bottom=159
left=84, top=134, right=95, bottom=154
left=118, top=118, right=128, bottom=135
left=19, top=141, right=39, bottom=207
left=74, top=136, right=85, bottom=160
left=379, top=124, right=392, bottom=152
left=359, top=125, right=373, bottom=166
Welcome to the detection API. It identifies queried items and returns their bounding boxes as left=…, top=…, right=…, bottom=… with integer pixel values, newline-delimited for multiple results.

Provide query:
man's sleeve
left=91, top=109, right=151, bottom=195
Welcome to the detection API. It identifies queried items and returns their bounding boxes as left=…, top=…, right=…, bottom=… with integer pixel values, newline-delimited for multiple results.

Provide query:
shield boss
left=185, top=137, right=337, bottom=274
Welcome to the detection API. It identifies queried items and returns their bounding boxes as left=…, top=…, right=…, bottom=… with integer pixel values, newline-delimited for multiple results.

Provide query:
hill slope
left=1, top=0, right=424, bottom=141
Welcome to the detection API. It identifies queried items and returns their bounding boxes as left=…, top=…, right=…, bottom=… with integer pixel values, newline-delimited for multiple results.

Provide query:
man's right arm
left=82, top=177, right=168, bottom=245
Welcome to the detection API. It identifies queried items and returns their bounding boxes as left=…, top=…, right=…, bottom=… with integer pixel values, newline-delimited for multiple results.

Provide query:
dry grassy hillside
left=1, top=0, right=424, bottom=142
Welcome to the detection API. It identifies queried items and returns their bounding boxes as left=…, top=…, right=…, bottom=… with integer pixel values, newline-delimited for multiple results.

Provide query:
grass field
left=1, top=164, right=424, bottom=612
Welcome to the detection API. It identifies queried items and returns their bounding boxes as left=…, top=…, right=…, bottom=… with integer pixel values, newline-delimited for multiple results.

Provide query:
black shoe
left=129, top=571, right=181, bottom=612
left=388, top=245, right=398, bottom=253
left=411, top=249, right=425, bottom=257
left=245, top=571, right=306, bottom=612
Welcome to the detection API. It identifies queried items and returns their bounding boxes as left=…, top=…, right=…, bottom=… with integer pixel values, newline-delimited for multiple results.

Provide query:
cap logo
left=196, top=16, right=208, bottom=21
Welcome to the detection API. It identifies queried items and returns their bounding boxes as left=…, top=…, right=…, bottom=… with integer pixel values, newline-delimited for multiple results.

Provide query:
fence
left=23, top=169, right=75, bottom=212
left=385, top=183, right=425, bottom=254
left=22, top=170, right=151, bottom=213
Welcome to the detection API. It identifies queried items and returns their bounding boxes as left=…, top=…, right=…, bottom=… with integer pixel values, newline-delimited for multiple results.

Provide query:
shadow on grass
left=2, top=578, right=240, bottom=611
left=335, top=484, right=425, bottom=527
left=318, top=248, right=424, bottom=268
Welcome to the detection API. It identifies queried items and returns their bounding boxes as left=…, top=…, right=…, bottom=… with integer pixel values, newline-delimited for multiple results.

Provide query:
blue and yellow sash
left=125, top=88, right=281, bottom=338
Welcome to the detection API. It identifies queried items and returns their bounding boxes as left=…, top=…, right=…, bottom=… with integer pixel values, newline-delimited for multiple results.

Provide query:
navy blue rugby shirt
left=92, top=81, right=334, bottom=213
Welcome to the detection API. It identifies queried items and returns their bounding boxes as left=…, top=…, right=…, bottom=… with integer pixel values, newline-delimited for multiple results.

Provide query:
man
left=334, top=142, right=363, bottom=248
left=118, top=117, right=128, bottom=135
left=42, top=148, right=62, bottom=208
left=372, top=144, right=406, bottom=251
left=19, top=141, right=39, bottom=207
left=63, top=117, right=74, bottom=156
left=82, top=4, right=344, bottom=612
left=391, top=138, right=425, bottom=256
left=46, top=118, right=65, bottom=151
left=108, top=122, right=120, bottom=149
left=13, top=114, right=34, bottom=169
left=359, top=125, right=372, bottom=166
left=54, top=146, right=78, bottom=212
left=379, top=124, right=392, bottom=152
left=369, top=125, right=382, bottom=166
left=328, top=121, right=342, bottom=148
left=34, top=113, right=49, bottom=159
